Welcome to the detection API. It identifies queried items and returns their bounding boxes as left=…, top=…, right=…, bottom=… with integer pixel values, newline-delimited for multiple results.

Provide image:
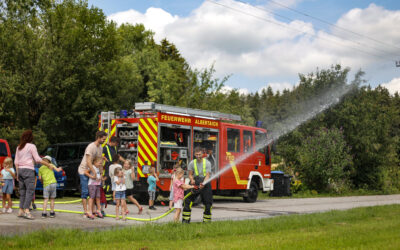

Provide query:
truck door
left=255, top=130, right=271, bottom=178
left=242, top=129, right=257, bottom=176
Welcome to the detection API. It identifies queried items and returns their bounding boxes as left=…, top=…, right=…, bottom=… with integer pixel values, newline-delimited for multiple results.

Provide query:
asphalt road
left=1, top=194, right=399, bottom=236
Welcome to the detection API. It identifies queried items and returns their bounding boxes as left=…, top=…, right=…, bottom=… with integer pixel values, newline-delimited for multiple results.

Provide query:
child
left=123, top=160, right=143, bottom=214
left=108, top=154, right=122, bottom=205
left=168, top=163, right=179, bottom=210
left=147, top=166, right=159, bottom=210
left=85, top=157, right=105, bottom=220
left=38, top=156, right=63, bottom=218
left=1, top=157, right=16, bottom=213
left=173, top=167, right=194, bottom=222
left=114, top=167, right=127, bottom=220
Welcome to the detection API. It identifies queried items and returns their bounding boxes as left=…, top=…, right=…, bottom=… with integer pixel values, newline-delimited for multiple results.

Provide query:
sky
left=87, top=0, right=400, bottom=95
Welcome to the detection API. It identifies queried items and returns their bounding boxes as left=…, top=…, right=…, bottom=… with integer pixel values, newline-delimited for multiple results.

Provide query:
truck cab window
left=227, top=128, right=240, bottom=153
left=243, top=130, right=253, bottom=153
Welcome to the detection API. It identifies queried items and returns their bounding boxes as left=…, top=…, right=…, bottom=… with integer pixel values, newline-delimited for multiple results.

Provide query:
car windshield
left=42, top=147, right=56, bottom=158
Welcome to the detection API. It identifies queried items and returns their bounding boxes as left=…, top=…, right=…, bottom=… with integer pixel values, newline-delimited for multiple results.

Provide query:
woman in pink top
left=14, top=130, right=53, bottom=219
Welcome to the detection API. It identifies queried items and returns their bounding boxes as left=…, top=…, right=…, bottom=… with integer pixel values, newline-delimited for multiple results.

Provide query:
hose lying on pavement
left=1, top=192, right=193, bottom=222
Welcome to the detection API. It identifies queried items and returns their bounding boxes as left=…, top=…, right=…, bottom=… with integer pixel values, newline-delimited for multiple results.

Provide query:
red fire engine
left=100, top=102, right=273, bottom=202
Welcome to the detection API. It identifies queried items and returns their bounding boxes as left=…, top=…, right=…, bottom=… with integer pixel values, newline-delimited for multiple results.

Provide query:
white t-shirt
left=113, top=176, right=126, bottom=191
left=109, top=163, right=122, bottom=182
left=88, top=167, right=101, bottom=186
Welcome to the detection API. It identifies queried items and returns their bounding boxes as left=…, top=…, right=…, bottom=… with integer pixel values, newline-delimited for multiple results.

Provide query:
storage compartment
left=159, top=125, right=191, bottom=174
left=117, top=124, right=138, bottom=163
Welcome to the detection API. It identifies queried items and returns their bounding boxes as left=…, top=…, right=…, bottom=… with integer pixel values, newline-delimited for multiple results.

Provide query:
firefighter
left=182, top=147, right=213, bottom=223
left=103, top=136, right=125, bottom=201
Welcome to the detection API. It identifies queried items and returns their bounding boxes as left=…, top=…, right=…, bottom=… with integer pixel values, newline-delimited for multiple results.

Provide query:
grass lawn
left=1, top=204, right=400, bottom=249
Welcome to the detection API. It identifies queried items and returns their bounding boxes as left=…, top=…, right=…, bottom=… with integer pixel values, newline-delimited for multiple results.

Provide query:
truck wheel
left=243, top=181, right=258, bottom=203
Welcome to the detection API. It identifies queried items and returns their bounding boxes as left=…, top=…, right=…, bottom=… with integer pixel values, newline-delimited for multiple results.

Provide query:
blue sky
left=87, top=0, right=400, bottom=94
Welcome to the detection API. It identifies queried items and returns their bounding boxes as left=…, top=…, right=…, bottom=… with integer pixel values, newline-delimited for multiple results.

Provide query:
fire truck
left=100, top=102, right=273, bottom=202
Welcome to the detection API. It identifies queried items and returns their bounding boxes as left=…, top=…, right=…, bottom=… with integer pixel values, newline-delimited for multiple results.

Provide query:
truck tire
left=243, top=181, right=258, bottom=203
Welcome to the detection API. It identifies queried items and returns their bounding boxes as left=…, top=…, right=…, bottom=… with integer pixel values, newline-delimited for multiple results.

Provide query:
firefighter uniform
left=102, top=144, right=117, bottom=193
left=182, top=158, right=213, bottom=223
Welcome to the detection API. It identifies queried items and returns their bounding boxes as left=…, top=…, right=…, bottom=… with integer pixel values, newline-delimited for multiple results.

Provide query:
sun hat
left=43, top=155, right=52, bottom=162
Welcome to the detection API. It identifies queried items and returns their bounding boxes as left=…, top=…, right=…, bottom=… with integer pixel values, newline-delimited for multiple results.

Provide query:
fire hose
left=0, top=191, right=196, bottom=222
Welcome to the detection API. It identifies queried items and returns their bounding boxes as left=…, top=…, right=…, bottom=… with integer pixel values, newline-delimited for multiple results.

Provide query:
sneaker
left=50, top=212, right=55, bottom=218
left=32, top=204, right=37, bottom=210
left=2, top=207, right=6, bottom=213
left=42, top=213, right=47, bottom=218
left=138, top=207, right=143, bottom=214
left=149, top=206, right=157, bottom=210
left=7, top=208, right=12, bottom=213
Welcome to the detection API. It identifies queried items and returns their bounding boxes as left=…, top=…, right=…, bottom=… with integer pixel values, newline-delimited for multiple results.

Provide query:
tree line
left=1, top=0, right=399, bottom=193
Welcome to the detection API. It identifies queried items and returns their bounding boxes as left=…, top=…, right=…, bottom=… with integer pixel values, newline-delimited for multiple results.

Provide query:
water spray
left=203, top=84, right=354, bottom=186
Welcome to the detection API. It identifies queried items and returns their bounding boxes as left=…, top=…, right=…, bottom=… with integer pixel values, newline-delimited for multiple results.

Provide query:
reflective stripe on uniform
left=106, top=145, right=113, bottom=161
left=194, top=159, right=206, bottom=176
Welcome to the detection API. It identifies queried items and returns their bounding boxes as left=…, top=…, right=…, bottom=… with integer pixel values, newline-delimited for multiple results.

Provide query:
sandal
left=24, top=213, right=34, bottom=220
left=96, top=211, right=103, bottom=218
left=17, top=212, right=25, bottom=218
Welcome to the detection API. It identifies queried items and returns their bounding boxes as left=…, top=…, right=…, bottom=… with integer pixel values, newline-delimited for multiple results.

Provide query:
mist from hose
left=203, top=83, right=355, bottom=185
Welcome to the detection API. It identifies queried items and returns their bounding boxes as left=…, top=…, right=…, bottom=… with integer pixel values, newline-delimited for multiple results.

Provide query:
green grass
left=1, top=205, right=400, bottom=249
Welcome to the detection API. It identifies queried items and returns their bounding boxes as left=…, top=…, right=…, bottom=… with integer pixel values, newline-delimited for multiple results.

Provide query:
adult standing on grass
left=14, top=130, right=54, bottom=219
left=182, top=147, right=213, bottom=223
left=78, top=131, right=107, bottom=218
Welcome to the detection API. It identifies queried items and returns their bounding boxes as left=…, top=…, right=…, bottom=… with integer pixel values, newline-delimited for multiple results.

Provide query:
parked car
left=34, top=157, right=67, bottom=197
left=41, top=142, right=90, bottom=193
left=0, top=139, right=11, bottom=169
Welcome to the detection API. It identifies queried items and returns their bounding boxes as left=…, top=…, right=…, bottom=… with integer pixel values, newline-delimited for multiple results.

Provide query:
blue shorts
left=79, top=174, right=89, bottom=198
left=115, top=191, right=126, bottom=200
left=2, top=179, right=14, bottom=194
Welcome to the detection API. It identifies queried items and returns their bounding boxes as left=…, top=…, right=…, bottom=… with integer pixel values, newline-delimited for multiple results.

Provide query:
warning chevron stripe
left=138, top=137, right=156, bottom=162
left=137, top=118, right=158, bottom=174
left=147, top=118, right=158, bottom=132
left=140, top=129, right=157, bottom=153
left=141, top=119, right=157, bottom=142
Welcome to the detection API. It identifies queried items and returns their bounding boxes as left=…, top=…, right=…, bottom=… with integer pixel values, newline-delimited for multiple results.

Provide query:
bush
left=295, top=127, right=353, bottom=193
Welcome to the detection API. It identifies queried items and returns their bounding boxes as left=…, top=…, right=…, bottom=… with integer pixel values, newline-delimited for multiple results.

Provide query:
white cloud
left=382, top=78, right=400, bottom=95
left=108, top=1, right=400, bottom=91
left=221, top=85, right=249, bottom=95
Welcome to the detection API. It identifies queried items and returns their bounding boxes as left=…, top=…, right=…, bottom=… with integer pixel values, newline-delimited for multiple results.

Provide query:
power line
left=206, top=0, right=397, bottom=62
left=235, top=0, right=398, bottom=59
left=236, top=0, right=392, bottom=59
left=264, top=0, right=400, bottom=51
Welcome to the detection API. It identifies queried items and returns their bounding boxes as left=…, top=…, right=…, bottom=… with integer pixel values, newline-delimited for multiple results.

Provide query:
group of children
left=0, top=156, right=61, bottom=217
left=1, top=155, right=195, bottom=222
